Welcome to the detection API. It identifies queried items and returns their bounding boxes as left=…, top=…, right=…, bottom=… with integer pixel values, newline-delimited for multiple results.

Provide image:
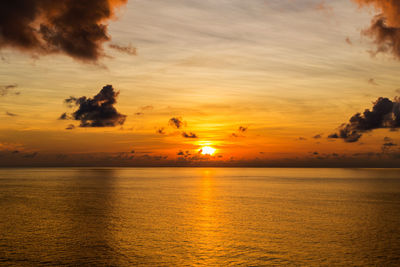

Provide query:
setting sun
left=200, top=146, right=216, bottom=155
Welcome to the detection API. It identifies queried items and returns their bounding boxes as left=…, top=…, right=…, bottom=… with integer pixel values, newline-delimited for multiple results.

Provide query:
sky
left=1, top=0, right=400, bottom=167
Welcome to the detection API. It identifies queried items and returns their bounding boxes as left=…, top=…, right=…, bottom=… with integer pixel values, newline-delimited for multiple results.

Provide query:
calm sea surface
left=0, top=168, right=399, bottom=266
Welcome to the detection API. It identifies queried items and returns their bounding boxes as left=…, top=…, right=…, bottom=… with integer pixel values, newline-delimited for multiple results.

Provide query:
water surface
left=0, top=168, right=399, bottom=266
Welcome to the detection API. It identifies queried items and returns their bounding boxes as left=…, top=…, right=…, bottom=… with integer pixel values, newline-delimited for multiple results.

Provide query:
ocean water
left=0, top=168, right=399, bottom=266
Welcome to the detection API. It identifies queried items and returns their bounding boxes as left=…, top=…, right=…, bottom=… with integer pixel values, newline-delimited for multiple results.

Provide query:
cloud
left=141, top=105, right=154, bottom=111
left=368, top=78, right=378, bottom=85
left=313, top=134, right=322, bottom=139
left=345, top=37, right=353, bottom=45
left=62, top=84, right=126, bottom=127
left=354, top=0, right=400, bottom=59
left=315, top=1, right=334, bottom=15
left=0, top=142, right=24, bottom=152
left=66, top=124, right=75, bottom=130
left=0, top=0, right=127, bottom=62
left=109, top=43, right=137, bottom=56
left=238, top=126, right=248, bottom=132
left=5, top=111, right=17, bottom=116
left=232, top=125, right=248, bottom=137
left=169, top=117, right=184, bottom=129
left=134, top=105, right=153, bottom=116
left=182, top=132, right=198, bottom=138
left=382, top=138, right=397, bottom=152
left=0, top=84, right=19, bottom=96
left=383, top=142, right=397, bottom=147
left=384, top=136, right=393, bottom=142
left=177, top=150, right=192, bottom=157
left=329, top=97, right=400, bottom=142
left=58, top=112, right=70, bottom=120
left=157, top=127, right=166, bottom=135
left=23, top=152, right=38, bottom=158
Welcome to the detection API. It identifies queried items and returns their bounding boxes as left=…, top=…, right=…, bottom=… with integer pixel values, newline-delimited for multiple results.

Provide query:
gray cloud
left=329, top=97, right=400, bottom=142
left=313, top=134, right=322, bottom=139
left=182, top=132, right=198, bottom=138
left=169, top=117, right=184, bottom=129
left=66, top=124, right=75, bottom=130
left=62, top=85, right=126, bottom=127
left=157, top=127, right=166, bottom=135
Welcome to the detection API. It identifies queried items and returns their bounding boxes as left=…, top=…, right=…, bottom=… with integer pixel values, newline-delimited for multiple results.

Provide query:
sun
left=200, top=146, right=216, bottom=155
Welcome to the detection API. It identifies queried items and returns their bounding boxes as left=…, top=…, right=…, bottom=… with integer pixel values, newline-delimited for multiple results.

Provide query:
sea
left=0, top=168, right=399, bottom=266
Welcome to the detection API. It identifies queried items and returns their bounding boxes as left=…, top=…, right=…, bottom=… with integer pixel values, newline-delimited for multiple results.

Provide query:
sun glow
left=200, top=146, right=216, bottom=155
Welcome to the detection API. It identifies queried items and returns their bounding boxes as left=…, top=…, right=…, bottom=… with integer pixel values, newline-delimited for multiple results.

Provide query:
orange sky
left=1, top=0, right=400, bottom=167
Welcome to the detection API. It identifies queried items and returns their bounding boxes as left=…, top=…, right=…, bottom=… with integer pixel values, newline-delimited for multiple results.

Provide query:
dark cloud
left=238, top=126, right=248, bottom=132
left=5, top=111, right=17, bottom=117
left=354, top=0, right=400, bottom=59
left=177, top=150, right=192, bottom=158
left=135, top=106, right=153, bottom=116
left=384, top=136, right=393, bottom=142
left=169, top=117, right=184, bottom=129
left=329, top=97, right=400, bottom=142
left=109, top=43, right=137, bottom=56
left=0, top=84, right=19, bottom=96
left=383, top=142, right=397, bottom=147
left=157, top=127, right=166, bottom=135
left=62, top=84, right=126, bottom=127
left=0, top=0, right=127, bottom=62
left=66, top=124, right=75, bottom=130
left=382, top=139, right=397, bottom=152
left=232, top=125, right=248, bottom=137
left=58, top=112, right=70, bottom=120
left=182, top=132, right=198, bottom=138
left=313, top=134, right=322, bottom=139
